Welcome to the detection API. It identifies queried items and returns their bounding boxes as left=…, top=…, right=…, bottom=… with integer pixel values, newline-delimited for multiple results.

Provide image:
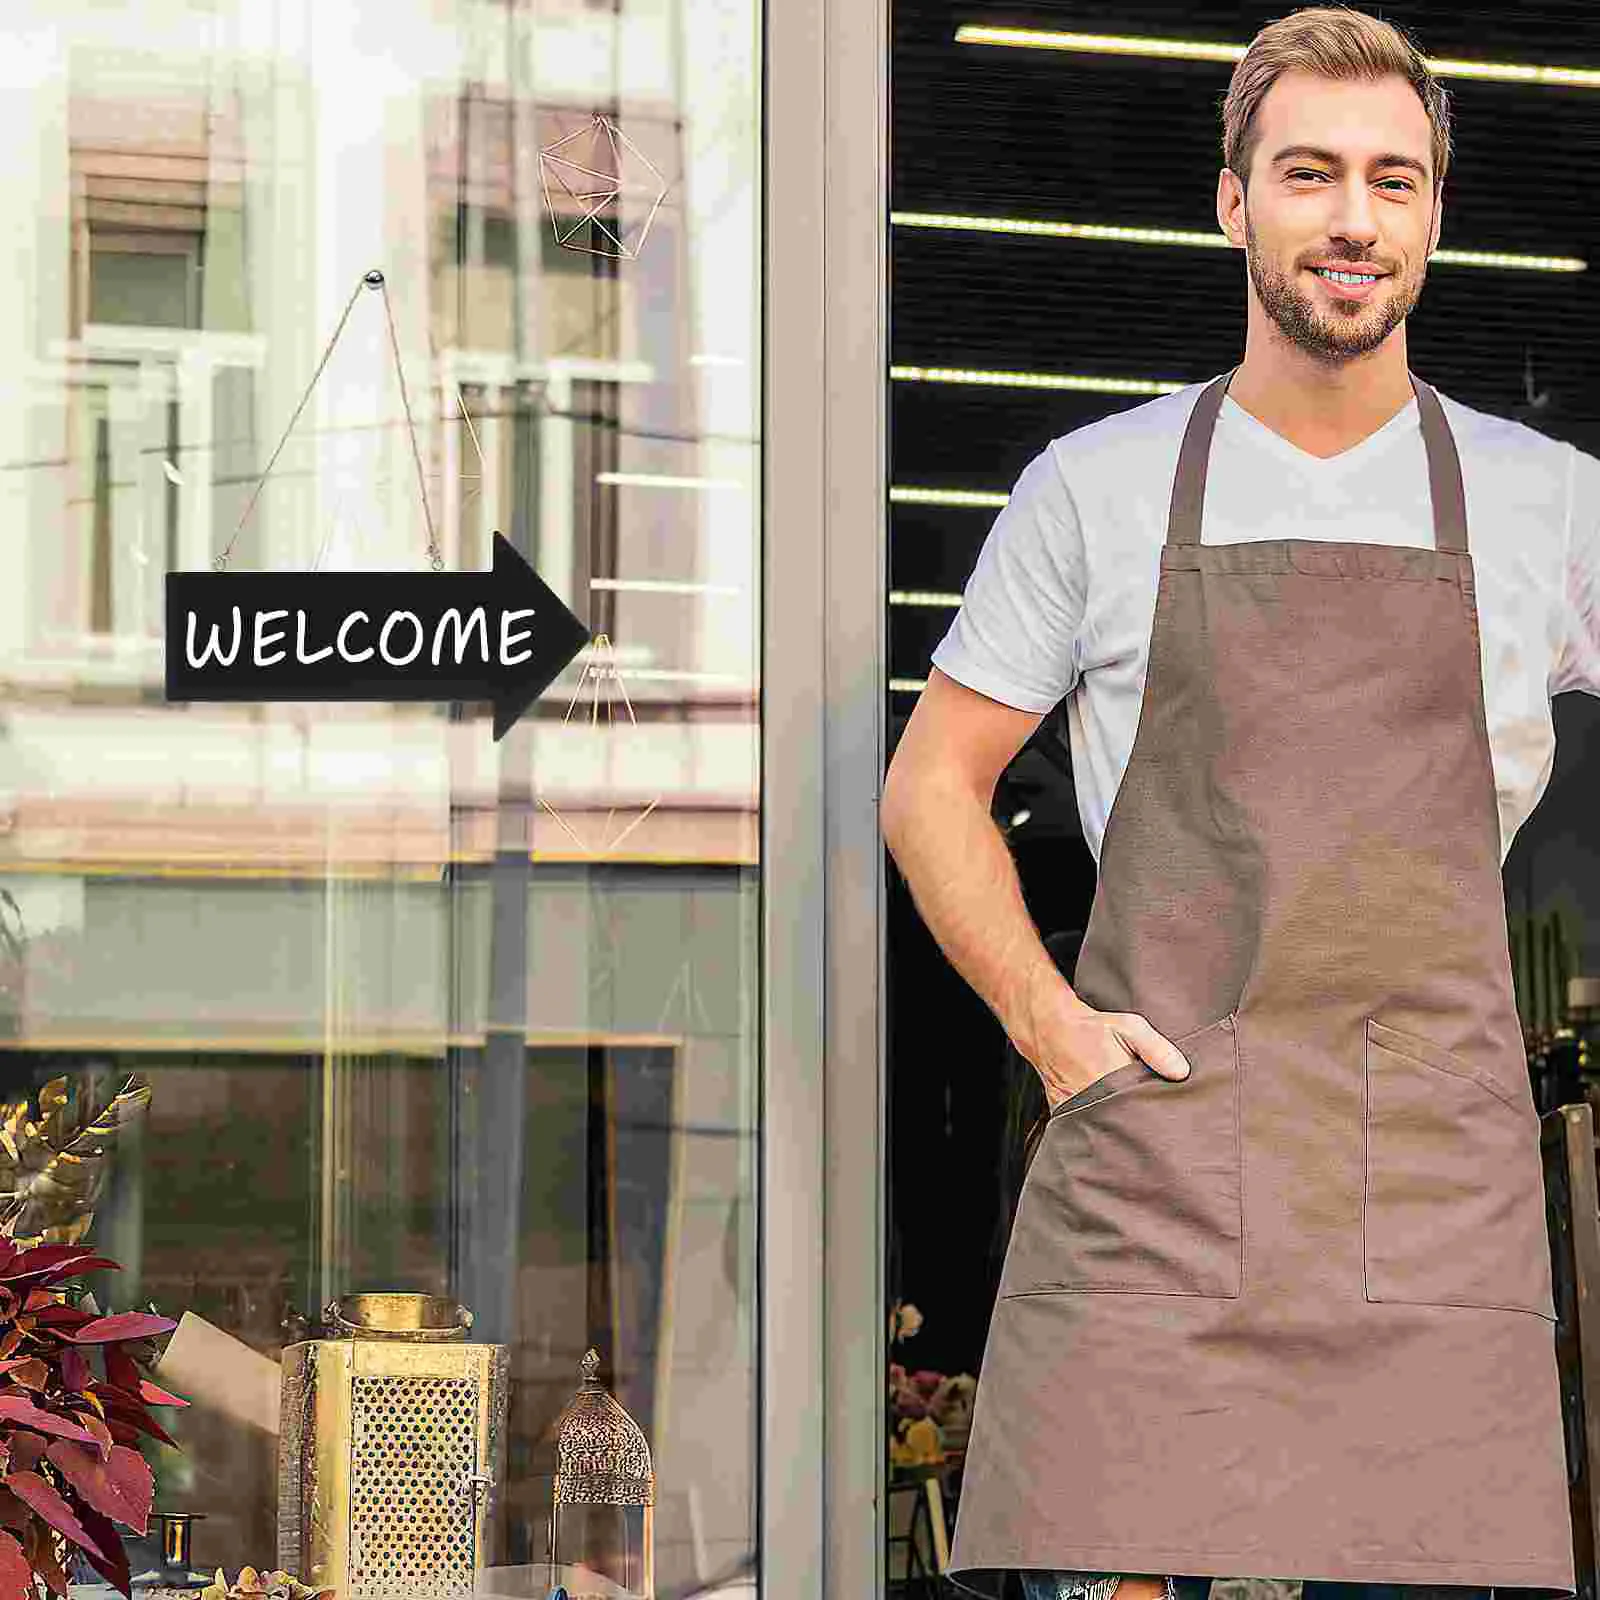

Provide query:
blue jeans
left=1019, top=1578, right=1178, bottom=1600
left=1019, top=1581, right=1498, bottom=1600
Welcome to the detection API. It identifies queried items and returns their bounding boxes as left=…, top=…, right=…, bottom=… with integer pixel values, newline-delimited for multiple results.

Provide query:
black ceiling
left=889, top=0, right=1600, bottom=669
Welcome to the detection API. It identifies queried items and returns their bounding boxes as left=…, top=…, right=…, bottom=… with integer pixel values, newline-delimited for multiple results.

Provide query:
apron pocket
left=1363, top=1017, right=1554, bottom=1321
left=1000, top=1013, right=1242, bottom=1299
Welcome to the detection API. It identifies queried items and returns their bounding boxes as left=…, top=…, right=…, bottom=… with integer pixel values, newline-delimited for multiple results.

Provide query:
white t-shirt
left=931, top=379, right=1600, bottom=867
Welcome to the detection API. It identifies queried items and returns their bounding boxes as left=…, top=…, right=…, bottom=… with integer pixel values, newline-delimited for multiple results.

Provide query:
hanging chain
left=212, top=268, right=442, bottom=572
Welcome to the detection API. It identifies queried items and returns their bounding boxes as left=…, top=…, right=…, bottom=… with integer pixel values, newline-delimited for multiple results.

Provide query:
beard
left=1243, top=209, right=1423, bottom=362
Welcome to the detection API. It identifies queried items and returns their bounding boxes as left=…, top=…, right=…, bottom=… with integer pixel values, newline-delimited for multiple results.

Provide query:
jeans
left=1019, top=1578, right=1498, bottom=1600
left=1019, top=1579, right=1183, bottom=1600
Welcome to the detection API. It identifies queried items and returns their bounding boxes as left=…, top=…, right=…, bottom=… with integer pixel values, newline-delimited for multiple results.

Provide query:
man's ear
left=1426, top=190, right=1443, bottom=257
left=1217, top=167, right=1247, bottom=247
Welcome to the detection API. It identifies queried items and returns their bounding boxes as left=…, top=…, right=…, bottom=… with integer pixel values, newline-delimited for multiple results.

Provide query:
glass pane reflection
left=0, top=1, right=762, bottom=1595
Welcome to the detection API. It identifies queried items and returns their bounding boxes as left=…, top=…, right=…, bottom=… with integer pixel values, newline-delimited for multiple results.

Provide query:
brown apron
left=949, top=369, right=1574, bottom=1594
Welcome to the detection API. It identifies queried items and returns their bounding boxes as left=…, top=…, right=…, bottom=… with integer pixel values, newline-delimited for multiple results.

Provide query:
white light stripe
left=894, top=211, right=1230, bottom=249
left=595, top=471, right=745, bottom=491
left=891, top=211, right=1586, bottom=273
left=623, top=667, right=749, bottom=685
left=890, top=590, right=963, bottom=608
left=1426, top=56, right=1600, bottom=88
left=590, top=578, right=743, bottom=596
left=954, top=23, right=1600, bottom=87
left=892, top=365, right=1185, bottom=395
left=957, top=23, right=1242, bottom=62
left=890, top=677, right=929, bottom=693
left=1432, top=247, right=1587, bottom=271
left=891, top=485, right=1011, bottom=508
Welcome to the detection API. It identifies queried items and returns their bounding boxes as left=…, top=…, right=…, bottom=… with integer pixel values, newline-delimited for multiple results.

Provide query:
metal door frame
left=762, top=0, right=890, bottom=1592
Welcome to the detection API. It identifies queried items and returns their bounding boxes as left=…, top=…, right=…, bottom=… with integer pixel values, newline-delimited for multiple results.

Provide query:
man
left=880, top=8, right=1600, bottom=1600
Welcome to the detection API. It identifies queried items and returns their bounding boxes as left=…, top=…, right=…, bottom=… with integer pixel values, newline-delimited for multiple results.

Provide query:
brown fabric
left=950, top=371, right=1574, bottom=1594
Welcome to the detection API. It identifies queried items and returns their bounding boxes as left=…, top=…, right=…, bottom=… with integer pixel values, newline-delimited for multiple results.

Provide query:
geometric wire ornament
left=219, top=268, right=443, bottom=574
left=538, top=632, right=662, bottom=857
left=538, top=114, right=670, bottom=261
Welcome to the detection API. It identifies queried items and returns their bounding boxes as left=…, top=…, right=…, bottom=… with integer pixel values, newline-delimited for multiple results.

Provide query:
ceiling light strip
left=893, top=365, right=1186, bottom=395
left=954, top=24, right=1600, bottom=87
left=891, top=211, right=1586, bottom=272
left=958, top=24, right=1243, bottom=62
left=622, top=667, right=748, bottom=685
left=596, top=471, right=744, bottom=491
left=890, top=677, right=930, bottom=693
left=891, top=486, right=1011, bottom=507
left=891, top=590, right=964, bottom=608
left=894, top=211, right=1230, bottom=249
left=589, top=578, right=742, bottom=596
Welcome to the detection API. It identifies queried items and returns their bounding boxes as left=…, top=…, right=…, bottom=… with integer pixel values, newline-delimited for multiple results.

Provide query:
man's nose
left=1328, top=178, right=1381, bottom=244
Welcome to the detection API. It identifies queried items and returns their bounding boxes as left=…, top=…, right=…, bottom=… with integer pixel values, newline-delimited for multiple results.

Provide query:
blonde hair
left=1221, top=6, right=1451, bottom=192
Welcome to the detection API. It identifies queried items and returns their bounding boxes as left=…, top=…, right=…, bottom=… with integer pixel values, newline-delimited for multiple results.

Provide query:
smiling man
left=881, top=7, right=1599, bottom=1600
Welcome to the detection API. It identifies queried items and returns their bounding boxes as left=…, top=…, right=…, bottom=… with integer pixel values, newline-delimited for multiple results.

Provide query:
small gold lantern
left=544, top=1349, right=655, bottom=1600
left=278, top=1294, right=508, bottom=1600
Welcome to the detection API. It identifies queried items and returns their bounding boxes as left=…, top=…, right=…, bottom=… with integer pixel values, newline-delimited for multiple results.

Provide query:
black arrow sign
left=165, top=532, right=591, bottom=741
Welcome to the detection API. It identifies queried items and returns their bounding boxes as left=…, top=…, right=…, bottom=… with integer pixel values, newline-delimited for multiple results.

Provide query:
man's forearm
left=883, top=769, right=1077, bottom=1059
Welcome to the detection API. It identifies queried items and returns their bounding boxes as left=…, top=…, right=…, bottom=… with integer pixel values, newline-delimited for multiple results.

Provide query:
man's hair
left=1221, top=5, right=1452, bottom=193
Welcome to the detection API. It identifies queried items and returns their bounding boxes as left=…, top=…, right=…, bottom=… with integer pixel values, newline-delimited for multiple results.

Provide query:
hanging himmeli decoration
left=538, top=113, right=670, bottom=261
left=538, top=633, right=662, bottom=857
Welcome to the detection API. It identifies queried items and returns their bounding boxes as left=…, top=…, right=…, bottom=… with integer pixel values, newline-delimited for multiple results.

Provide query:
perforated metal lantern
left=277, top=1294, right=509, bottom=1600
left=545, top=1349, right=655, bottom=1600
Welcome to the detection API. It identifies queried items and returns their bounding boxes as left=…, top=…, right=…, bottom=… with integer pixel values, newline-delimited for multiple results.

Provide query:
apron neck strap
left=1165, top=367, right=1468, bottom=554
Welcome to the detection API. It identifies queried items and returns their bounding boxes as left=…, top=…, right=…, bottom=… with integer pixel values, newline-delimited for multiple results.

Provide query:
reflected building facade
left=0, top=0, right=763, bottom=1590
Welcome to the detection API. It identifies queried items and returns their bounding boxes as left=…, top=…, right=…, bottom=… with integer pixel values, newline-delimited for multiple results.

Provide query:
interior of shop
left=884, top=0, right=1600, bottom=1586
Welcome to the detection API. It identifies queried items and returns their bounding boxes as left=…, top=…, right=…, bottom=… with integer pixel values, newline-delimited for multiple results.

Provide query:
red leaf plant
left=0, top=1238, right=183, bottom=1599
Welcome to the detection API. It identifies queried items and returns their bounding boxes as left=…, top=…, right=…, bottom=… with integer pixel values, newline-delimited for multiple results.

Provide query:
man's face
left=1221, top=69, right=1442, bottom=362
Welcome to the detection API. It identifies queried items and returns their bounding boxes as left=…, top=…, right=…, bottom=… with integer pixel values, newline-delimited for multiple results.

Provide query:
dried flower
left=889, top=1416, right=944, bottom=1468
left=201, top=1566, right=333, bottom=1600
left=888, top=1301, right=923, bottom=1344
left=0, top=1077, right=152, bottom=1247
left=929, top=1373, right=976, bottom=1429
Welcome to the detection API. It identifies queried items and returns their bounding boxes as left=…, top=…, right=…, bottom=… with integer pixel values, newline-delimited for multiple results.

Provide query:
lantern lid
left=553, top=1349, right=655, bottom=1507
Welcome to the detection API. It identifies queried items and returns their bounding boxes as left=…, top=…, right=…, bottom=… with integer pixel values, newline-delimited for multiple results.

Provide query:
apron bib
left=949, top=371, right=1574, bottom=1594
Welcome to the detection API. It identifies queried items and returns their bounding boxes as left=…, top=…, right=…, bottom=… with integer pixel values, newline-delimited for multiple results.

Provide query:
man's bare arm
left=880, top=668, right=1190, bottom=1102
left=880, top=669, right=1063, bottom=1054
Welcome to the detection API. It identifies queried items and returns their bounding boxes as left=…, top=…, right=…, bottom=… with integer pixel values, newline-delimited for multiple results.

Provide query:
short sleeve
left=1552, top=444, right=1600, bottom=698
left=929, top=442, right=1086, bottom=713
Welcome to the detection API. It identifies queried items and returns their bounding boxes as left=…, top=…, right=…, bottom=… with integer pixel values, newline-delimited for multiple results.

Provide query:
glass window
left=0, top=2, right=762, bottom=1596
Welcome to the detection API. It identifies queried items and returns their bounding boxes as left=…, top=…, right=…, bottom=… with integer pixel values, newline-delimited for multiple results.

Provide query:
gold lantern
left=277, top=1294, right=509, bottom=1600
left=544, top=1349, right=655, bottom=1600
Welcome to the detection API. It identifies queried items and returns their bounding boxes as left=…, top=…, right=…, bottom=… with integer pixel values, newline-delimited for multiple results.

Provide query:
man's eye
left=1377, top=178, right=1416, bottom=192
left=1287, top=169, right=1329, bottom=181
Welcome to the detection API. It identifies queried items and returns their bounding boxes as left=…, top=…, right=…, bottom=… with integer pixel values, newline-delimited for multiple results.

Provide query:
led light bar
left=958, top=24, right=1243, bottom=62
left=890, top=676, right=930, bottom=693
left=623, top=667, right=748, bottom=685
left=891, top=211, right=1586, bottom=272
left=894, top=211, right=1230, bottom=249
left=891, top=486, right=1011, bottom=508
left=1432, top=247, right=1586, bottom=271
left=892, top=365, right=1185, bottom=395
left=588, top=578, right=743, bottom=596
left=595, top=471, right=744, bottom=491
left=954, top=23, right=1600, bottom=87
left=890, top=590, right=964, bottom=608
